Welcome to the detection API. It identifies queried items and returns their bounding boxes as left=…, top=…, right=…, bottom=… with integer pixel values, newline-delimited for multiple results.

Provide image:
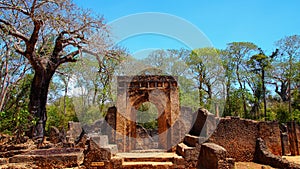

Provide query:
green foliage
left=0, top=74, right=34, bottom=141
left=186, top=47, right=224, bottom=110
left=46, top=96, right=78, bottom=132
left=137, top=102, right=158, bottom=130
left=273, top=103, right=290, bottom=123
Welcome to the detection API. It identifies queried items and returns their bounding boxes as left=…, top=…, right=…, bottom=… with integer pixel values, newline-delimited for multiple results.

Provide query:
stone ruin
left=1, top=75, right=300, bottom=169
left=114, top=75, right=181, bottom=152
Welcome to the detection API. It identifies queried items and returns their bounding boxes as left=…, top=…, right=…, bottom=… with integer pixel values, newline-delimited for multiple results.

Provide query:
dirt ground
left=283, top=156, right=300, bottom=164
left=235, top=162, right=274, bottom=169
left=235, top=156, right=300, bottom=169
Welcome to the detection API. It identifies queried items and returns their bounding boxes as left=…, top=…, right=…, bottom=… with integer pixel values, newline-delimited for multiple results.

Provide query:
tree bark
left=29, top=67, right=55, bottom=142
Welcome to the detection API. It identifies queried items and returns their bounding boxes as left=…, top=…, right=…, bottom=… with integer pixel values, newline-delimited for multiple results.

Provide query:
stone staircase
left=112, top=150, right=185, bottom=169
left=176, top=134, right=205, bottom=168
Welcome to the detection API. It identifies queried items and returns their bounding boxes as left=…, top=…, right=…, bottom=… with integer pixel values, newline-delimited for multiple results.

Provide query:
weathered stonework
left=48, top=126, right=60, bottom=144
left=66, top=122, right=82, bottom=144
left=116, top=75, right=180, bottom=152
left=208, top=117, right=282, bottom=162
left=197, top=143, right=234, bottom=169
left=105, top=106, right=117, bottom=144
left=9, top=148, right=84, bottom=168
left=254, top=138, right=300, bottom=169
left=287, top=121, right=300, bottom=155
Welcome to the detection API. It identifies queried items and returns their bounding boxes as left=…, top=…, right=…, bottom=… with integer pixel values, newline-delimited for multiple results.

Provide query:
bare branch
left=0, top=19, right=29, bottom=42
left=0, top=5, right=30, bottom=15
left=30, top=0, right=37, bottom=15
left=58, top=50, right=79, bottom=65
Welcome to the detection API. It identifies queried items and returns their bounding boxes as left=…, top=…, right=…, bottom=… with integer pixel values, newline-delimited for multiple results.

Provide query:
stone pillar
left=281, top=132, right=291, bottom=155
left=287, top=122, right=300, bottom=155
left=105, top=106, right=117, bottom=144
left=170, top=83, right=179, bottom=150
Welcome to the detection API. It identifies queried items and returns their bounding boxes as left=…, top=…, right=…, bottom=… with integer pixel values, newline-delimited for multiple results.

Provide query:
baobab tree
left=0, top=0, right=116, bottom=145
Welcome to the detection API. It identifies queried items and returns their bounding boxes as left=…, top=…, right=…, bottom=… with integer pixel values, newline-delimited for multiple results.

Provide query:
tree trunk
left=236, top=65, right=248, bottom=117
left=262, top=68, right=267, bottom=120
left=199, top=78, right=203, bottom=107
left=29, top=68, right=55, bottom=143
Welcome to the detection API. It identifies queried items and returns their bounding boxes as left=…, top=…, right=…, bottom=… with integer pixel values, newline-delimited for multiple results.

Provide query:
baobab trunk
left=29, top=68, right=55, bottom=143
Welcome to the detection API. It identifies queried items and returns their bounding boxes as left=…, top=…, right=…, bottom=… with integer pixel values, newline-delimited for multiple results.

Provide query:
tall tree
left=220, top=49, right=235, bottom=116
left=275, top=35, right=300, bottom=120
left=226, top=42, right=258, bottom=117
left=186, top=48, right=224, bottom=112
left=0, top=0, right=113, bottom=144
left=248, top=48, right=278, bottom=120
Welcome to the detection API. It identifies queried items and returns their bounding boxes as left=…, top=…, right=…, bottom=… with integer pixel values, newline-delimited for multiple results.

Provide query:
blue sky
left=74, top=0, right=300, bottom=55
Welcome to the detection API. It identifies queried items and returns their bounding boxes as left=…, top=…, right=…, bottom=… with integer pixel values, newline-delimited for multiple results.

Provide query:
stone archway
left=115, top=75, right=179, bottom=152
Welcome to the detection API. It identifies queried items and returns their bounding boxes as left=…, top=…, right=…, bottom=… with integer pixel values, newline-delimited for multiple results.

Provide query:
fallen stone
left=48, top=126, right=60, bottom=144
left=197, top=143, right=234, bottom=169
left=83, top=138, right=112, bottom=168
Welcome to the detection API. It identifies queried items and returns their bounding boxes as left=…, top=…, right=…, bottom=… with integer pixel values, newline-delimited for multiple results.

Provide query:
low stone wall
left=208, top=117, right=282, bottom=162
left=255, top=138, right=300, bottom=169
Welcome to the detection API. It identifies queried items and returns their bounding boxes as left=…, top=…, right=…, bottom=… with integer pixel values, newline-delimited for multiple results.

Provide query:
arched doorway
left=115, top=75, right=179, bottom=152
left=135, top=102, right=159, bottom=150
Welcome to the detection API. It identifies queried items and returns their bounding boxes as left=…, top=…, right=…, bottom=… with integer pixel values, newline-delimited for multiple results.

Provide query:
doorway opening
left=136, top=102, right=159, bottom=150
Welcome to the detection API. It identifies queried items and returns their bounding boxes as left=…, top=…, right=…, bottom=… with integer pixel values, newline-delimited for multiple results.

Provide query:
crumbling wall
left=254, top=138, right=300, bottom=169
left=208, top=117, right=282, bottom=162
left=257, top=121, right=282, bottom=156
left=287, top=121, right=300, bottom=155
left=208, top=117, right=258, bottom=162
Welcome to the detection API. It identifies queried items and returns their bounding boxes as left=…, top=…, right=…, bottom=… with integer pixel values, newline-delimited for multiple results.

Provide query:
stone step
left=130, top=149, right=166, bottom=153
left=122, top=161, right=173, bottom=169
left=183, top=134, right=199, bottom=147
left=115, top=152, right=184, bottom=164
left=176, top=142, right=195, bottom=158
left=9, top=148, right=84, bottom=168
left=183, top=134, right=206, bottom=147
left=0, top=162, right=39, bottom=169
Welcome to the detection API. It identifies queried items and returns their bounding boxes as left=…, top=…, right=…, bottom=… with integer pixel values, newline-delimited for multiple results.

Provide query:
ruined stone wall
left=208, top=117, right=282, bottom=162
left=287, top=122, right=300, bottom=155
left=254, top=138, right=300, bottom=169
left=208, top=117, right=258, bottom=162
left=257, top=121, right=282, bottom=156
